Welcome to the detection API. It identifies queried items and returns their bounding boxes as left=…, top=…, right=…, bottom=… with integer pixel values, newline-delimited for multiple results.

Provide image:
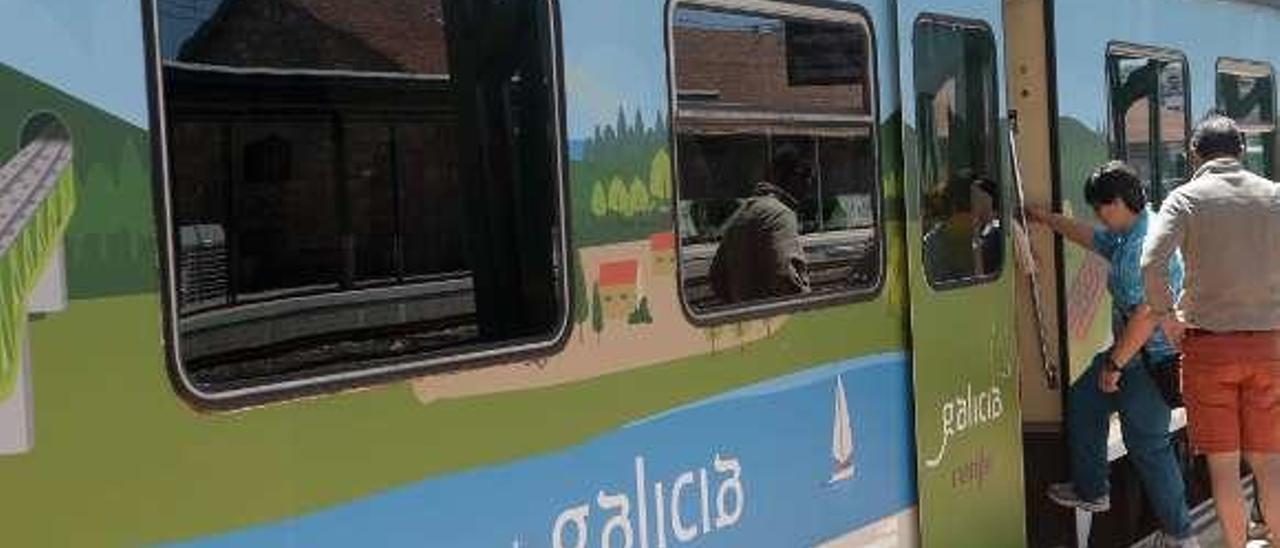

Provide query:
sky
left=0, top=0, right=150, bottom=127
left=560, top=0, right=670, bottom=140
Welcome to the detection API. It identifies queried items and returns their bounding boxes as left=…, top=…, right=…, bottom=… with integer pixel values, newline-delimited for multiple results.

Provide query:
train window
left=1217, top=59, right=1276, bottom=177
left=913, top=17, right=1003, bottom=289
left=668, top=0, right=882, bottom=320
left=149, top=0, right=568, bottom=403
left=1107, top=44, right=1190, bottom=206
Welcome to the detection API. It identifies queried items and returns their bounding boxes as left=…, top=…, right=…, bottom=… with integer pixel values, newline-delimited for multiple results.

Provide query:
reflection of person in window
left=709, top=148, right=811, bottom=304
left=972, top=176, right=1003, bottom=276
left=922, top=171, right=982, bottom=282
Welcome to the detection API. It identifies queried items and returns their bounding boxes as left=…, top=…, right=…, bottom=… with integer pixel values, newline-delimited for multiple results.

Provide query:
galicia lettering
left=924, top=383, right=1004, bottom=468
left=552, top=454, right=745, bottom=548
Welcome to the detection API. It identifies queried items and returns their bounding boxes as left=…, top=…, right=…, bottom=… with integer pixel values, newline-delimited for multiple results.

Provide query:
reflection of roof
left=180, top=0, right=449, bottom=74
left=599, top=260, right=639, bottom=287
left=649, top=232, right=675, bottom=251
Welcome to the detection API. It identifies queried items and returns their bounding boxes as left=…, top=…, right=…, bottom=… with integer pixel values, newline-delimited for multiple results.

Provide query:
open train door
left=896, top=1, right=1027, bottom=545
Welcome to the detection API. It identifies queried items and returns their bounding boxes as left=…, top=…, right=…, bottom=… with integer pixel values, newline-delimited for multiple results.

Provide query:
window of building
left=1107, top=44, right=1190, bottom=207
left=669, top=0, right=882, bottom=320
left=1217, top=58, right=1276, bottom=177
left=913, top=16, right=1003, bottom=289
left=151, top=0, right=567, bottom=402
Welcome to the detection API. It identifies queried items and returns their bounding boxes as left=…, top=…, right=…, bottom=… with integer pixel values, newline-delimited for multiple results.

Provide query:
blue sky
left=0, top=0, right=149, bottom=128
left=560, top=0, right=670, bottom=140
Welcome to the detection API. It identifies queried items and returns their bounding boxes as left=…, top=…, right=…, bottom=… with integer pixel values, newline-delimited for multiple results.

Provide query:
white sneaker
left=1046, top=482, right=1111, bottom=512
left=1154, top=531, right=1201, bottom=548
left=1249, top=520, right=1271, bottom=541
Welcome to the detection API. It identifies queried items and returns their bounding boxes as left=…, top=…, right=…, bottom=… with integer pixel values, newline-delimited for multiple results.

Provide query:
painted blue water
left=170, top=352, right=916, bottom=547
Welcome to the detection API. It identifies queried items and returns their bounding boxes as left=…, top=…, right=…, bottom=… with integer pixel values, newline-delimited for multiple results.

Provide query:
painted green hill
left=0, top=62, right=155, bottom=299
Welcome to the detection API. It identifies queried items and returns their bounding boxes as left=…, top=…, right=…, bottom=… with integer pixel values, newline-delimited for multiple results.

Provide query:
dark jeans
left=1069, top=350, right=1192, bottom=538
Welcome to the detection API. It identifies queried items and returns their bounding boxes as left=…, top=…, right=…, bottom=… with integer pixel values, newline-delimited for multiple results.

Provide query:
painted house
left=598, top=259, right=638, bottom=321
left=649, top=231, right=675, bottom=277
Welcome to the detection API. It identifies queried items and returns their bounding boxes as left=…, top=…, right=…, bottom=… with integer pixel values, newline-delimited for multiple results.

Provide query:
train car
left=0, top=0, right=1274, bottom=546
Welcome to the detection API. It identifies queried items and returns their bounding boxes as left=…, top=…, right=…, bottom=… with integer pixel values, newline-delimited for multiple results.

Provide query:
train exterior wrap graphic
left=0, top=0, right=942, bottom=545
left=5, top=0, right=1280, bottom=545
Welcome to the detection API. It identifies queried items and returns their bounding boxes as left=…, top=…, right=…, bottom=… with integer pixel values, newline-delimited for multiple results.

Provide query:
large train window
left=1217, top=58, right=1276, bottom=177
left=667, top=0, right=882, bottom=321
left=1106, top=44, right=1190, bottom=207
left=913, top=16, right=1003, bottom=289
left=148, top=0, right=568, bottom=404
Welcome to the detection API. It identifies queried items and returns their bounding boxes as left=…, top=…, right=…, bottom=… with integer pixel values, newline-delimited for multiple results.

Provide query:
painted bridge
left=0, top=130, right=75, bottom=401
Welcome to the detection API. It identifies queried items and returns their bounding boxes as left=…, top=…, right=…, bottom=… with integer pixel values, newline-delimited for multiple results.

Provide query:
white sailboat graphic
left=829, top=375, right=855, bottom=484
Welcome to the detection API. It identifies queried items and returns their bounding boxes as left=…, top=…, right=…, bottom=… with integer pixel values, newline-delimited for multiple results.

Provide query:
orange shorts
left=1183, top=330, right=1280, bottom=454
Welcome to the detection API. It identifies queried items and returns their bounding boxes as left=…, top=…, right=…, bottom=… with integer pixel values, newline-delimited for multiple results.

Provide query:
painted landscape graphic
left=0, top=63, right=154, bottom=300
left=571, top=108, right=673, bottom=247
left=0, top=115, right=75, bottom=401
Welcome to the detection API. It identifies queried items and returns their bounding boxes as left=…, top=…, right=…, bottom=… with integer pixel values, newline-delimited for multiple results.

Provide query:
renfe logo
left=924, top=383, right=1004, bottom=468
left=552, top=455, right=745, bottom=548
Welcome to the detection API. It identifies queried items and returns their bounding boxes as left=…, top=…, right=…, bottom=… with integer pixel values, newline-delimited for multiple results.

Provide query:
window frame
left=664, top=0, right=885, bottom=326
left=142, top=0, right=574, bottom=409
left=1216, top=57, right=1277, bottom=177
left=1104, top=42, right=1192, bottom=208
left=911, top=13, right=1005, bottom=292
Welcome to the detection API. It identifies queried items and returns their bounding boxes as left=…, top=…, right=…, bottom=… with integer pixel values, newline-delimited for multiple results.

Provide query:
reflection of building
left=176, top=0, right=448, bottom=73
left=672, top=18, right=867, bottom=116
left=162, top=0, right=474, bottom=369
left=598, top=260, right=639, bottom=321
left=649, top=232, right=676, bottom=277
left=165, top=0, right=466, bottom=310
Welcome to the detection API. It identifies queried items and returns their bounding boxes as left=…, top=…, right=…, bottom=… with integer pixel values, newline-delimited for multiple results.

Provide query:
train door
left=895, top=1, right=1026, bottom=546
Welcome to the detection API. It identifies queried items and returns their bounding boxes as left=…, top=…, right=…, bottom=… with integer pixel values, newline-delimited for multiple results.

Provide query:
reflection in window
left=913, top=18, right=1003, bottom=288
left=1107, top=46, right=1189, bottom=206
left=1218, top=59, right=1276, bottom=177
left=670, top=2, right=881, bottom=316
left=155, top=0, right=565, bottom=396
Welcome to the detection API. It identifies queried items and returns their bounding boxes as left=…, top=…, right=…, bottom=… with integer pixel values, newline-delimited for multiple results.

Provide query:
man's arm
left=1025, top=205, right=1097, bottom=252
left=1109, top=304, right=1160, bottom=367
left=1141, top=194, right=1190, bottom=319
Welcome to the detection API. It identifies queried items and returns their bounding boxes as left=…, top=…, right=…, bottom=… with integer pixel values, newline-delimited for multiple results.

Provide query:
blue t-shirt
left=1092, top=210, right=1184, bottom=361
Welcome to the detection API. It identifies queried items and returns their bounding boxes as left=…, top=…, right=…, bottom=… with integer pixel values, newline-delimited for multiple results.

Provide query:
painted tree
left=591, top=282, right=604, bottom=342
left=608, top=176, right=629, bottom=216
left=649, top=148, right=673, bottom=203
left=616, top=107, right=629, bottom=140
left=590, top=181, right=609, bottom=217
left=572, top=251, right=588, bottom=341
left=628, top=177, right=651, bottom=216
left=627, top=296, right=653, bottom=325
left=705, top=325, right=721, bottom=354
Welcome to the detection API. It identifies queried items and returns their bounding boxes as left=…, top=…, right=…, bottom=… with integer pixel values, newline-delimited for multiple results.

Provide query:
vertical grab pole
left=1008, top=109, right=1059, bottom=390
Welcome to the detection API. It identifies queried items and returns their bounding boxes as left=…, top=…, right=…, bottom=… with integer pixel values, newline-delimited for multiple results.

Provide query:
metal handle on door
left=1007, top=109, right=1059, bottom=390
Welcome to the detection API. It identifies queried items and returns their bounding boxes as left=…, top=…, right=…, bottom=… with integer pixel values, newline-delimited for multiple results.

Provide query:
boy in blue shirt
left=1028, top=161, right=1196, bottom=547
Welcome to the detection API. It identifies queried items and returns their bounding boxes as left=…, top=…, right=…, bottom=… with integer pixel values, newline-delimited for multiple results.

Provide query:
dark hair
left=1084, top=161, right=1145, bottom=213
left=769, top=145, right=810, bottom=193
left=941, top=169, right=977, bottom=213
left=1191, top=114, right=1244, bottom=160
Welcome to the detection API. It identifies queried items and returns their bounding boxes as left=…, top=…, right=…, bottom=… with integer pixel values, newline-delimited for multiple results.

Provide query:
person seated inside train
left=971, top=176, right=1003, bottom=276
left=709, top=147, right=811, bottom=305
left=922, top=170, right=986, bottom=281
left=1026, top=161, right=1197, bottom=548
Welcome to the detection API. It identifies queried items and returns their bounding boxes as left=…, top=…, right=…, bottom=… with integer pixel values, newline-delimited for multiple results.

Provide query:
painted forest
left=570, top=107, right=674, bottom=246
